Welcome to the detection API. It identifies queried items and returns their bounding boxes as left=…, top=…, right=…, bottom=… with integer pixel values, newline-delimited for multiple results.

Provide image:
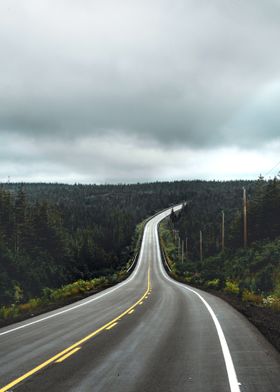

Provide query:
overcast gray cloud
left=0, top=0, right=280, bottom=182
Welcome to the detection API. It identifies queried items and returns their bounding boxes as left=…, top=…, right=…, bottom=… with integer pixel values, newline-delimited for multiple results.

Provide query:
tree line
left=0, top=180, right=256, bottom=306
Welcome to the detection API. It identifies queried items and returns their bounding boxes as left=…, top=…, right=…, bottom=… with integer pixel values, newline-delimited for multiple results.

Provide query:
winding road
left=0, top=206, right=280, bottom=391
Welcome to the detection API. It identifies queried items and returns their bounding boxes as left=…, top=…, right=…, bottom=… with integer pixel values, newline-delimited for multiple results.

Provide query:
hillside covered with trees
left=162, top=176, right=280, bottom=300
left=0, top=180, right=256, bottom=310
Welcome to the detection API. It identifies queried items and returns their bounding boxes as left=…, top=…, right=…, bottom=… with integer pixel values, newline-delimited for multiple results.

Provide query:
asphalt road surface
left=1, top=206, right=280, bottom=392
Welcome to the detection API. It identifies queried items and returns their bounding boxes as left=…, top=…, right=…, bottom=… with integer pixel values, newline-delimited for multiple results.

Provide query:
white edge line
left=155, top=211, right=241, bottom=392
left=0, top=224, right=149, bottom=336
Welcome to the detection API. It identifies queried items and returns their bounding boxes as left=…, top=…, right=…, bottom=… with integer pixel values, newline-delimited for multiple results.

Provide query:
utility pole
left=185, top=236, right=188, bottom=258
left=221, top=210, right=225, bottom=252
left=178, top=236, right=181, bottom=259
left=181, top=240, right=184, bottom=263
left=199, top=230, right=203, bottom=262
left=243, top=187, right=247, bottom=248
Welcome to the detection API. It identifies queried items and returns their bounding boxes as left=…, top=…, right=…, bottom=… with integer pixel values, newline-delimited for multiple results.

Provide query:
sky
left=0, top=0, right=280, bottom=184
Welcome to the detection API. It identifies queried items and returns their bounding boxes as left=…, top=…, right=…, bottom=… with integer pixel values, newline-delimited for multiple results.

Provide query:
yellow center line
left=139, top=301, right=143, bottom=305
left=128, top=309, right=134, bottom=314
left=0, top=267, right=151, bottom=392
left=106, top=322, right=118, bottom=330
left=55, top=347, right=81, bottom=363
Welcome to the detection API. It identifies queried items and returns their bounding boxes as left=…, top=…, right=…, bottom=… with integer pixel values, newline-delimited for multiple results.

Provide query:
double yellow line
left=0, top=268, right=151, bottom=392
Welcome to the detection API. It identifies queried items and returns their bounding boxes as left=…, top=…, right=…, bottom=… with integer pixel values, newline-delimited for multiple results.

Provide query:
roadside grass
left=0, top=272, right=127, bottom=324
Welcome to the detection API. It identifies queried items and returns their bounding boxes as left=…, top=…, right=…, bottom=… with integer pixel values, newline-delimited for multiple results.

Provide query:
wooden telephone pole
left=221, top=210, right=225, bottom=252
left=243, top=187, right=248, bottom=248
left=199, top=230, right=203, bottom=262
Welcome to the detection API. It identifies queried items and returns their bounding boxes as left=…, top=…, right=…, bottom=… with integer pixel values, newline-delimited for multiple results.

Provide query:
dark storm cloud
left=0, top=0, right=280, bottom=182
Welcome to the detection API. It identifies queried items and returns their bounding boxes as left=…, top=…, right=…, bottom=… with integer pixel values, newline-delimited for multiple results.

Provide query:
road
left=0, top=206, right=280, bottom=392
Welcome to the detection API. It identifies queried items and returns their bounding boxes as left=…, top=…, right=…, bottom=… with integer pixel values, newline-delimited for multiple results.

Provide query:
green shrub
left=42, top=287, right=54, bottom=301
left=185, top=274, right=193, bottom=284
left=28, top=297, right=42, bottom=309
left=14, top=284, right=23, bottom=303
left=224, top=280, right=239, bottom=295
left=92, top=277, right=107, bottom=287
left=184, top=273, right=204, bottom=286
left=0, top=304, right=20, bottom=320
left=206, top=279, right=220, bottom=290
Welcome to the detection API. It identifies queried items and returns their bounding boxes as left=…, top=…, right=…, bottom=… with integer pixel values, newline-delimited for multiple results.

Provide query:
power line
left=264, top=159, right=280, bottom=176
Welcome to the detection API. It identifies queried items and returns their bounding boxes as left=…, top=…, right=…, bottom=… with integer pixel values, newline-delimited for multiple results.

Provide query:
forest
left=0, top=180, right=255, bottom=310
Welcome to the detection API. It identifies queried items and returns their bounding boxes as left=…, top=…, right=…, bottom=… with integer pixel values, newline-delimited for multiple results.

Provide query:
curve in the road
left=155, top=223, right=240, bottom=392
left=0, top=205, right=279, bottom=392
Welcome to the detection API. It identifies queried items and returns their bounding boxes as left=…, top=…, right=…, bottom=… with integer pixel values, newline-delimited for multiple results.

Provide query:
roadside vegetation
left=0, top=271, right=128, bottom=325
left=0, top=213, right=146, bottom=326
left=160, top=221, right=280, bottom=311
left=159, top=176, right=280, bottom=350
